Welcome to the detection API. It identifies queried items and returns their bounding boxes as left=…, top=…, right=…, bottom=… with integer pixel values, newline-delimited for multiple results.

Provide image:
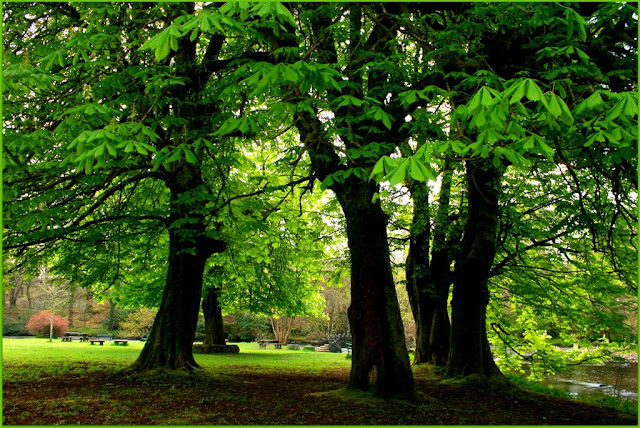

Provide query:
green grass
left=2, top=338, right=350, bottom=381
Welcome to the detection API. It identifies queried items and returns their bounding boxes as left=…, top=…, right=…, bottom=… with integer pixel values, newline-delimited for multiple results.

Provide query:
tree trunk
left=407, top=161, right=455, bottom=367
left=336, top=179, right=415, bottom=398
left=107, top=299, right=117, bottom=331
left=270, top=316, right=294, bottom=345
left=426, top=162, right=455, bottom=366
left=9, top=286, right=22, bottom=307
left=131, top=161, right=225, bottom=373
left=445, top=159, right=504, bottom=379
left=67, top=288, right=76, bottom=327
left=405, top=182, right=435, bottom=365
left=26, top=279, right=33, bottom=309
left=49, top=308, right=54, bottom=342
left=202, top=286, right=226, bottom=346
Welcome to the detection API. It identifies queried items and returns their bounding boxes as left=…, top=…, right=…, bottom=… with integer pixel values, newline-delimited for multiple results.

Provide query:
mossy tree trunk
left=407, top=162, right=455, bottom=366
left=445, top=159, right=504, bottom=379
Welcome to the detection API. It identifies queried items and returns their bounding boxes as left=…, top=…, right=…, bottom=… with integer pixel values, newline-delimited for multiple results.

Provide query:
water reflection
left=542, top=362, right=637, bottom=404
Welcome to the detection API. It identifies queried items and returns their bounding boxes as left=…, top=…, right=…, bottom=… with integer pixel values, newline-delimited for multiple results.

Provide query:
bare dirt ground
left=3, top=367, right=637, bottom=425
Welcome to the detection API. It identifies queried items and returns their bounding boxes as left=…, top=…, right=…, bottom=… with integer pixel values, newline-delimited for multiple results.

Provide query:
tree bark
left=445, top=159, right=504, bottom=379
left=131, top=161, right=225, bottom=372
left=427, top=162, right=455, bottom=366
left=336, top=179, right=415, bottom=398
left=67, top=288, right=76, bottom=327
left=202, top=286, right=226, bottom=346
left=270, top=316, right=294, bottom=345
left=406, top=162, right=454, bottom=366
left=405, top=183, right=435, bottom=365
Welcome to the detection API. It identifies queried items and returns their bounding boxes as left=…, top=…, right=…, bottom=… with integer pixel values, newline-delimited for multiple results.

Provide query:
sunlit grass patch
left=3, top=338, right=350, bottom=380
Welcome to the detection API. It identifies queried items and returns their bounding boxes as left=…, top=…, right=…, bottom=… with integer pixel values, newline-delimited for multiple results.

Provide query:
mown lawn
left=3, top=338, right=637, bottom=425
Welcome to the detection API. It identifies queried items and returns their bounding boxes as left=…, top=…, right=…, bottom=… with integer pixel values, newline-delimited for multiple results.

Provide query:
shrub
left=118, top=307, right=156, bottom=339
left=2, top=317, right=31, bottom=336
left=224, top=312, right=270, bottom=342
left=25, top=310, right=69, bottom=338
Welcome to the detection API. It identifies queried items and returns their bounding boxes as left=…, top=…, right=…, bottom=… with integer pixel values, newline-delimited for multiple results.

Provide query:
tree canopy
left=3, top=1, right=636, bottom=397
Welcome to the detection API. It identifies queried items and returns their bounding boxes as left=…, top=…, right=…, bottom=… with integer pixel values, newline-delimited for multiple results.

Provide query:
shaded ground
left=3, top=365, right=637, bottom=425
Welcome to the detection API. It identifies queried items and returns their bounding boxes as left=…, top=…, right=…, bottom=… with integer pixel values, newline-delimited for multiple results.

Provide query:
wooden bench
left=258, top=339, right=282, bottom=349
left=89, top=340, right=105, bottom=345
left=62, top=332, right=89, bottom=342
left=113, top=339, right=129, bottom=346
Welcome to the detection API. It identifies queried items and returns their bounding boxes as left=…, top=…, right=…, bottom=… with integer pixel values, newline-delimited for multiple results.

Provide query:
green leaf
left=155, top=41, right=170, bottom=62
left=184, top=147, right=197, bottom=164
left=274, top=2, right=296, bottom=26
left=320, top=174, right=334, bottom=190
left=84, top=158, right=93, bottom=174
left=370, top=158, right=385, bottom=181
left=508, top=80, right=526, bottom=104
left=525, top=80, right=544, bottom=102
left=135, top=142, right=148, bottom=155
left=106, top=143, right=117, bottom=157
left=388, top=158, right=409, bottom=186
left=94, top=143, right=106, bottom=157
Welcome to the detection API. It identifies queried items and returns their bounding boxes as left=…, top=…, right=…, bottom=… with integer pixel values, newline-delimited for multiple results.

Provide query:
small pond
left=539, top=362, right=637, bottom=404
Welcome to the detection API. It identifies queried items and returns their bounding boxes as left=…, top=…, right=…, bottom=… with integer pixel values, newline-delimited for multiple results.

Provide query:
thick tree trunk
left=131, top=161, right=224, bottom=372
left=335, top=180, right=415, bottom=398
left=131, top=231, right=210, bottom=372
left=202, top=286, right=226, bottom=346
left=445, top=159, right=504, bottom=379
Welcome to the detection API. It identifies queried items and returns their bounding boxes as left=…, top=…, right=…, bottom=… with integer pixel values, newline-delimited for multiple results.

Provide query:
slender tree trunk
left=405, top=183, right=434, bottom=365
left=131, top=161, right=225, bottom=372
left=445, top=159, right=504, bottom=379
left=49, top=307, right=54, bottom=342
left=107, top=299, right=117, bottom=331
left=67, top=288, right=76, bottom=327
left=407, top=161, right=455, bottom=366
left=270, top=316, right=294, bottom=345
left=26, top=280, right=33, bottom=309
left=202, top=286, right=226, bottom=346
left=336, top=180, right=415, bottom=398
left=426, top=162, right=455, bottom=366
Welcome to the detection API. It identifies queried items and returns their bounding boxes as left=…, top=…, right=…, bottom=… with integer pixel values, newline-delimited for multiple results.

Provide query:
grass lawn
left=3, top=338, right=637, bottom=425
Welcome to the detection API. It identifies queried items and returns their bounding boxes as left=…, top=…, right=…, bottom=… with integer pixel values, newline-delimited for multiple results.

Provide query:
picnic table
left=62, top=332, right=89, bottom=342
left=258, top=339, right=282, bottom=349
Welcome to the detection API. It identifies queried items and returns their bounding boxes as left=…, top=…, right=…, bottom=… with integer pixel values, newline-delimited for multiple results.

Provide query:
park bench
left=258, top=339, right=282, bottom=349
left=62, top=332, right=89, bottom=342
left=89, top=340, right=105, bottom=345
left=96, top=334, right=113, bottom=341
left=113, top=339, right=129, bottom=346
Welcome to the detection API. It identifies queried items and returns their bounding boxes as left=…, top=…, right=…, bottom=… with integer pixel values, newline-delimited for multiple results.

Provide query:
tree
left=26, top=310, right=69, bottom=339
left=5, top=1, right=635, bottom=393
left=3, top=2, right=267, bottom=372
left=36, top=267, right=71, bottom=342
left=372, top=2, right=637, bottom=380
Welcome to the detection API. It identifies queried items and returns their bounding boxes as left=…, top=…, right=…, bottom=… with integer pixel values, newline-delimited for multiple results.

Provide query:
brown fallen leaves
left=3, top=367, right=636, bottom=425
